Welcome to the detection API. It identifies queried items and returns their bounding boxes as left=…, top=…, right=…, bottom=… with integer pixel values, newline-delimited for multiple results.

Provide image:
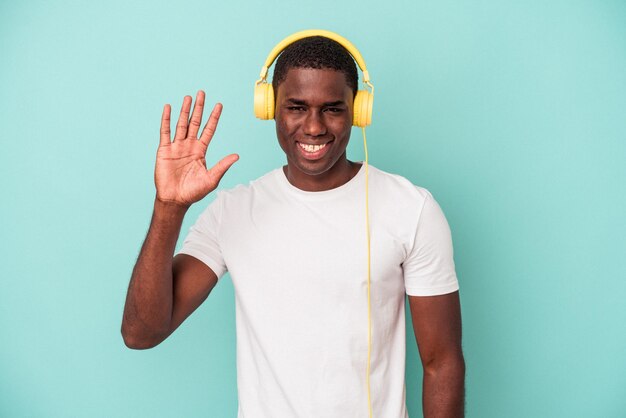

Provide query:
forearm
left=422, top=354, right=465, bottom=418
left=121, top=198, right=188, bottom=348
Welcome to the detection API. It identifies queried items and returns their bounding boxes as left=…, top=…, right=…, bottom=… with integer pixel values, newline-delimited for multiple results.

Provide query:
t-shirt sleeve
left=176, top=194, right=227, bottom=279
left=403, top=189, right=460, bottom=296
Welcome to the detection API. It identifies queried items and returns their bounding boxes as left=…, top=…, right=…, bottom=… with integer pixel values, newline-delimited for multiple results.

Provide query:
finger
left=173, top=95, right=192, bottom=141
left=207, top=153, right=239, bottom=186
left=187, top=90, right=205, bottom=139
left=160, top=104, right=171, bottom=146
left=199, top=103, right=223, bottom=147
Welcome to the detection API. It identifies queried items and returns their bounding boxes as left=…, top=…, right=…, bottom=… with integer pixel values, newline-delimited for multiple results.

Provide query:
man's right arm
left=121, top=91, right=238, bottom=349
left=121, top=199, right=219, bottom=349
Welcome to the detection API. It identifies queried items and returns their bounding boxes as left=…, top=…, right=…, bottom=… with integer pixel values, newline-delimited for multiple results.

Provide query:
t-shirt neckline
left=275, top=162, right=366, bottom=200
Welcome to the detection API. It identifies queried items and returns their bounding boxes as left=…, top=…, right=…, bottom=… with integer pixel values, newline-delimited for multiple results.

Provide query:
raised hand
left=155, top=91, right=239, bottom=207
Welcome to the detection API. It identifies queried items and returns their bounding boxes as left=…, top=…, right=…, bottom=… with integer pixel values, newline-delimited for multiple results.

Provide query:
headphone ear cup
left=353, top=90, right=373, bottom=127
left=254, top=83, right=275, bottom=120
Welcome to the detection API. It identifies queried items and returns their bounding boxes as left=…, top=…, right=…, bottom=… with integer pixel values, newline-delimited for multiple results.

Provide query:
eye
left=324, top=107, right=344, bottom=113
left=287, top=106, right=305, bottom=112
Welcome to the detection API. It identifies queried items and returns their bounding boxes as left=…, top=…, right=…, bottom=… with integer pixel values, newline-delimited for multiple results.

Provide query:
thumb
left=207, top=153, right=239, bottom=187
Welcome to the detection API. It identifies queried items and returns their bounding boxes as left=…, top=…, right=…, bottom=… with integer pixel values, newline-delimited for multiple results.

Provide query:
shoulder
left=214, top=167, right=283, bottom=201
left=217, top=168, right=282, bottom=199
left=367, top=165, right=433, bottom=206
left=191, top=168, right=284, bottom=230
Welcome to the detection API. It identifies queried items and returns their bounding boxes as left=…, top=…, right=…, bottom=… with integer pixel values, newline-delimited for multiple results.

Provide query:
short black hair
left=272, top=36, right=359, bottom=97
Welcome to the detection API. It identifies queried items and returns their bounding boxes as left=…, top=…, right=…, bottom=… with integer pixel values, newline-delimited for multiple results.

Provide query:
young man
left=122, top=36, right=465, bottom=417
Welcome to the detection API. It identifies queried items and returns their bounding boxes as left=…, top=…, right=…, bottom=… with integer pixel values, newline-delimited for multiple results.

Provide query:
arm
left=121, top=201, right=219, bottom=349
left=121, top=91, right=238, bottom=349
left=409, top=291, right=465, bottom=418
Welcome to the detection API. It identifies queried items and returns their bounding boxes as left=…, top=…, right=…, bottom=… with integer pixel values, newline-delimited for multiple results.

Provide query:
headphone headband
left=258, top=29, right=370, bottom=83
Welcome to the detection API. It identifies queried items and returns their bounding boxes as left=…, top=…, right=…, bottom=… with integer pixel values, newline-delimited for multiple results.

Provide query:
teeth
left=299, top=143, right=326, bottom=152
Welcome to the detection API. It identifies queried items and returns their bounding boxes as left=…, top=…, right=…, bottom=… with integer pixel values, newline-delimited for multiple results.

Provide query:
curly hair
left=272, top=36, right=359, bottom=97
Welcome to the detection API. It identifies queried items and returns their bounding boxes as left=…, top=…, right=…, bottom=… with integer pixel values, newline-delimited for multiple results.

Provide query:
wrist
left=153, top=196, right=190, bottom=218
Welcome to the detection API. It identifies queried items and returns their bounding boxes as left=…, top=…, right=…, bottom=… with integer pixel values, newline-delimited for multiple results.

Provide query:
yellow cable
left=362, top=126, right=373, bottom=418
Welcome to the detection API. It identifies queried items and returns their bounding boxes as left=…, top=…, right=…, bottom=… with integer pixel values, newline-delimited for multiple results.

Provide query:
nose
left=303, top=110, right=327, bottom=137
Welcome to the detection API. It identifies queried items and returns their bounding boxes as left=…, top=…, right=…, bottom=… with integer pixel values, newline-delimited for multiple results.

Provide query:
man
left=122, top=35, right=465, bottom=417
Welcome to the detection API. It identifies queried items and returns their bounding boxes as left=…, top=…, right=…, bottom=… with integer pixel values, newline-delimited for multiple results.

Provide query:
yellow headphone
left=253, top=29, right=374, bottom=127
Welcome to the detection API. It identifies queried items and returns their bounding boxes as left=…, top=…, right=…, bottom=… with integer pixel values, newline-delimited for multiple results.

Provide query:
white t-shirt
left=178, top=164, right=459, bottom=418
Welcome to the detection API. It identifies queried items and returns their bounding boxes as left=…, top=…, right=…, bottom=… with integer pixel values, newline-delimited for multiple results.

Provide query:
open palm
left=155, top=91, right=239, bottom=207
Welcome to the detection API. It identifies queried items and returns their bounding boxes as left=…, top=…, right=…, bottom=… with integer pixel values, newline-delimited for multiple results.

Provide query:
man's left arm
left=409, top=291, right=465, bottom=418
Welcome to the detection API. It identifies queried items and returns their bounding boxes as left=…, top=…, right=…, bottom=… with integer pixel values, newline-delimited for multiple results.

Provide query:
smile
left=298, top=142, right=327, bottom=152
left=296, top=141, right=332, bottom=160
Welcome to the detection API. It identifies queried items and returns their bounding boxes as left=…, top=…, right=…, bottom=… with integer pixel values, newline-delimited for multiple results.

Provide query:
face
left=274, top=68, right=354, bottom=190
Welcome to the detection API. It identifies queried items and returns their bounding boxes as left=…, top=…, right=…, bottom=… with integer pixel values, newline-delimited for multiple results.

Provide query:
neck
left=283, top=159, right=362, bottom=192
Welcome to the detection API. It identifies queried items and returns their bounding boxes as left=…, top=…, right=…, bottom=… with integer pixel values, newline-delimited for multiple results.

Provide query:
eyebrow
left=285, top=98, right=346, bottom=107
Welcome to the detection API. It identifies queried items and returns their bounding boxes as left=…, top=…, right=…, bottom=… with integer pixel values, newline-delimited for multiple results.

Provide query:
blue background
left=1, top=0, right=625, bottom=417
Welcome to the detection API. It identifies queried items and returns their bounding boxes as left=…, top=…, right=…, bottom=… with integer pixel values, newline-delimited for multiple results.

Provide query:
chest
left=219, top=197, right=408, bottom=302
